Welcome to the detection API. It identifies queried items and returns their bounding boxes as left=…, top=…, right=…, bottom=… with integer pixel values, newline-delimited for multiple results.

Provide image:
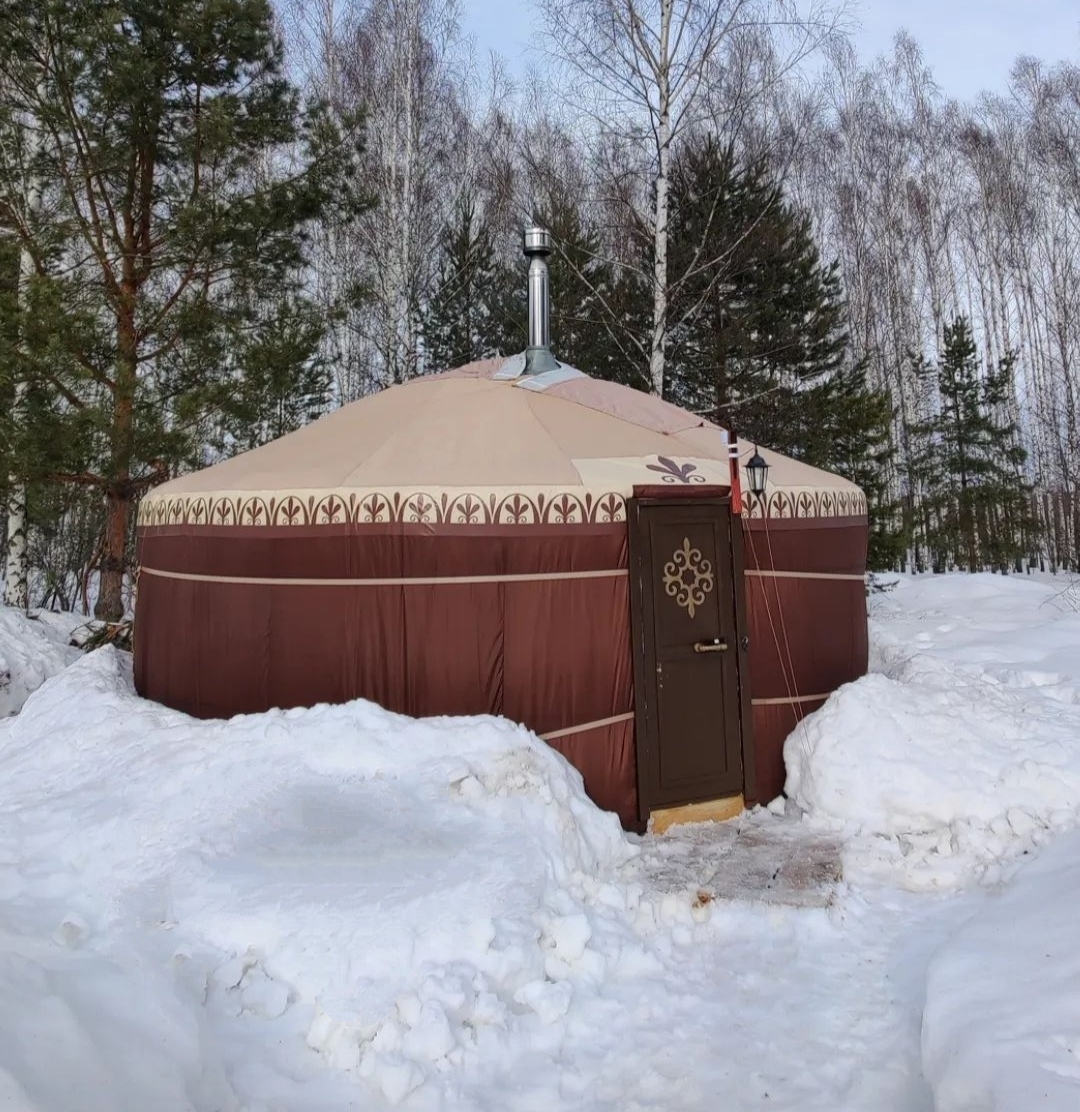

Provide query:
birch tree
left=787, top=36, right=1080, bottom=569
left=337, top=0, right=466, bottom=388
left=278, top=0, right=370, bottom=402
left=537, top=0, right=842, bottom=397
left=1, top=88, right=43, bottom=610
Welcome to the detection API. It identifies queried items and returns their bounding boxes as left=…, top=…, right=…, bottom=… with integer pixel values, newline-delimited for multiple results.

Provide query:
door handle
left=693, top=639, right=728, bottom=653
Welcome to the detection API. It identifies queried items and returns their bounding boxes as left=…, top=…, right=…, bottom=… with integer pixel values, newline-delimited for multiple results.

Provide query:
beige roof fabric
left=140, top=360, right=865, bottom=527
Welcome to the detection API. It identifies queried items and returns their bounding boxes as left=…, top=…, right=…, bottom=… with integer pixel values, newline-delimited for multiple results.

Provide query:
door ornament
left=662, top=536, right=714, bottom=618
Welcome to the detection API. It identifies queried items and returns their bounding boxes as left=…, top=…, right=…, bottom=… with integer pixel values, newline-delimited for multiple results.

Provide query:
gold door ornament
left=662, top=536, right=714, bottom=618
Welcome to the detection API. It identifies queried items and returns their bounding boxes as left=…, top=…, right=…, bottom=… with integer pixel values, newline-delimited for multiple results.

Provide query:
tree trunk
left=648, top=0, right=672, bottom=399
left=1, top=297, right=30, bottom=600
left=96, top=485, right=129, bottom=622
left=2, top=486, right=29, bottom=609
left=96, top=286, right=137, bottom=622
left=1052, top=490, right=1065, bottom=576
left=3, top=102, right=44, bottom=611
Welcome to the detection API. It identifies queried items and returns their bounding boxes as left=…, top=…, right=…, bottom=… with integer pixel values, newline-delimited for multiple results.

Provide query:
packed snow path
left=641, top=812, right=842, bottom=909
left=2, top=572, right=1079, bottom=1111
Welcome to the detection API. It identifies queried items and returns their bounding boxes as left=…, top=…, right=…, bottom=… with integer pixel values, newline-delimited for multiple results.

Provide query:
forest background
left=1, top=0, right=1075, bottom=618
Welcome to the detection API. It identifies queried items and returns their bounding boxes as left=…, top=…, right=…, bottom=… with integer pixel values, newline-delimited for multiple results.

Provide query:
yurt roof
left=139, top=358, right=866, bottom=528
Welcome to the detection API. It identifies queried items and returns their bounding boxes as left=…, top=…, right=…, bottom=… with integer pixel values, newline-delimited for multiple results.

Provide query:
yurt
left=134, top=229, right=868, bottom=829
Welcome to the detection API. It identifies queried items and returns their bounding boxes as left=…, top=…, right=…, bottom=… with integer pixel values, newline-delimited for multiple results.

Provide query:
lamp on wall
left=746, top=447, right=770, bottom=498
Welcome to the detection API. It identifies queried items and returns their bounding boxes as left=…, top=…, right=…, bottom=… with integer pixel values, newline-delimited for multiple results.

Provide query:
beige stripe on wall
left=744, top=569, right=864, bottom=582
left=539, top=712, right=635, bottom=741
left=751, top=693, right=831, bottom=707
left=139, top=566, right=629, bottom=587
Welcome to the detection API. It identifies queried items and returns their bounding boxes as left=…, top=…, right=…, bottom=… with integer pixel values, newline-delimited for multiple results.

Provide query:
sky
left=461, top=0, right=1080, bottom=102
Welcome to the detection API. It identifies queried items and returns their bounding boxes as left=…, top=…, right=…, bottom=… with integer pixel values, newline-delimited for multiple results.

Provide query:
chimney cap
left=523, top=226, right=552, bottom=257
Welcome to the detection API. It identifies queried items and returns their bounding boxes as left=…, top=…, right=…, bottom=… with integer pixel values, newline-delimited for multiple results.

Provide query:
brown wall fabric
left=502, top=576, right=632, bottom=736
left=745, top=577, right=869, bottom=700
left=134, top=513, right=866, bottom=826
left=138, top=522, right=627, bottom=579
left=743, top=517, right=868, bottom=575
left=135, top=524, right=639, bottom=825
left=752, top=698, right=827, bottom=802
left=741, top=518, right=868, bottom=800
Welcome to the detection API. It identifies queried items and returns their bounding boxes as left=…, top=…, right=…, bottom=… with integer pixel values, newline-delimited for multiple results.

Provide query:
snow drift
left=0, top=647, right=638, bottom=1107
left=785, top=574, right=1080, bottom=884
left=0, top=609, right=83, bottom=717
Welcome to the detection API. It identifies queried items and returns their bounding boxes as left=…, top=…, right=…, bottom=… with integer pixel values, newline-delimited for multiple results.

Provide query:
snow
left=922, top=828, right=1080, bottom=1112
left=2, top=571, right=1080, bottom=1110
left=786, top=573, right=1080, bottom=887
left=1, top=647, right=639, bottom=1107
left=0, top=609, right=84, bottom=717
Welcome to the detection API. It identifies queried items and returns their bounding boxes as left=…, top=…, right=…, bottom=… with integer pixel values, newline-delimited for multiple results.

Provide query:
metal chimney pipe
left=523, top=226, right=557, bottom=374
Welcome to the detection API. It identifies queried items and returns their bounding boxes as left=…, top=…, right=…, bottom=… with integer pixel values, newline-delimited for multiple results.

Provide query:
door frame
left=628, top=488, right=757, bottom=825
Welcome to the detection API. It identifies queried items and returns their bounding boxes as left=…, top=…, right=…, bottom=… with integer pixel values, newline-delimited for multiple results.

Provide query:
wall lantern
left=746, top=447, right=770, bottom=497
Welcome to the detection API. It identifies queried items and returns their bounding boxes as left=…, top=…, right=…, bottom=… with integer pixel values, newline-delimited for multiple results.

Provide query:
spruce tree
left=423, top=197, right=506, bottom=372
left=909, top=317, right=1029, bottom=571
left=210, top=295, right=332, bottom=453
left=544, top=195, right=645, bottom=385
left=665, top=134, right=898, bottom=560
left=666, top=137, right=848, bottom=434
left=0, top=0, right=368, bottom=619
left=797, top=361, right=904, bottom=569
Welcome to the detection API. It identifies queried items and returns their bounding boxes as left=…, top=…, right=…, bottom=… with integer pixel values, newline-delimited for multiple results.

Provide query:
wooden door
left=629, top=497, right=745, bottom=815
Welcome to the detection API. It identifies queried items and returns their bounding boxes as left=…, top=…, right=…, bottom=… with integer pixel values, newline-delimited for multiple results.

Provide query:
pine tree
left=909, top=317, right=1029, bottom=571
left=0, top=0, right=368, bottom=618
left=0, top=267, right=104, bottom=610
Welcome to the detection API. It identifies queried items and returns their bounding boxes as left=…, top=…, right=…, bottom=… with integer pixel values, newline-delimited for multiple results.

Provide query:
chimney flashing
left=524, top=345, right=558, bottom=375
left=514, top=363, right=586, bottom=391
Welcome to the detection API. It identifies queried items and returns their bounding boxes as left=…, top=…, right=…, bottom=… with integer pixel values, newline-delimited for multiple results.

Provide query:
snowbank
left=0, top=608, right=84, bottom=717
left=922, top=829, right=1080, bottom=1112
left=0, top=649, right=638, bottom=1107
left=785, top=574, right=1080, bottom=884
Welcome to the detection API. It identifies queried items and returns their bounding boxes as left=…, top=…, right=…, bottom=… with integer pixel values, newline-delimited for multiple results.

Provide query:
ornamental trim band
left=137, top=486, right=868, bottom=528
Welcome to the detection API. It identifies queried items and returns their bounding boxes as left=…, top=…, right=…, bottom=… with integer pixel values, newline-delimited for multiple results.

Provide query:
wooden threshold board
left=649, top=794, right=745, bottom=834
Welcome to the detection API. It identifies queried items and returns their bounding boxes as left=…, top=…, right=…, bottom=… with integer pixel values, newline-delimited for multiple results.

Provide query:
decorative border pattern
left=138, top=484, right=867, bottom=528
left=743, top=488, right=867, bottom=520
left=138, top=489, right=628, bottom=528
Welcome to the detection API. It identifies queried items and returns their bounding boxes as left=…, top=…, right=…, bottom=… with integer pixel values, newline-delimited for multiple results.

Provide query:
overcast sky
left=461, top=0, right=1080, bottom=101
